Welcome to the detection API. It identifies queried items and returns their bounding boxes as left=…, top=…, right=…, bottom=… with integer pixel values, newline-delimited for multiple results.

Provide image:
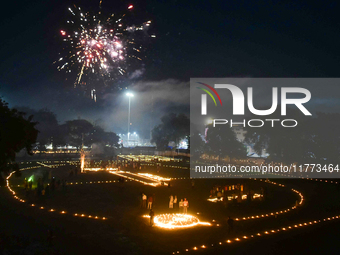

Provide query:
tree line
left=1, top=99, right=338, bottom=183
left=0, top=99, right=119, bottom=182
left=244, top=111, right=340, bottom=164
left=150, top=113, right=247, bottom=160
left=152, top=112, right=340, bottom=164
left=15, top=107, right=120, bottom=151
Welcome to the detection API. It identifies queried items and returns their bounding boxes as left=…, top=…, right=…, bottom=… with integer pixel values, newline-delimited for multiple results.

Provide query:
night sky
left=1, top=0, right=340, bottom=137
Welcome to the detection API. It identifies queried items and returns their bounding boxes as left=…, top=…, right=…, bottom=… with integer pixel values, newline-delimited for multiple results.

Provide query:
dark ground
left=2, top=160, right=340, bottom=255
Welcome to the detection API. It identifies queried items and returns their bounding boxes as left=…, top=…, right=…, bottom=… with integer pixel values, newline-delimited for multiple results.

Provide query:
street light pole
left=126, top=93, right=134, bottom=146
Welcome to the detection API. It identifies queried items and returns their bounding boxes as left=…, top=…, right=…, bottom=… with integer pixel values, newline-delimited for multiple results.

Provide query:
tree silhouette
left=245, top=110, right=339, bottom=163
left=189, top=127, right=205, bottom=160
left=64, top=119, right=93, bottom=149
left=16, top=107, right=64, bottom=150
left=0, top=99, right=38, bottom=178
left=205, top=124, right=247, bottom=161
left=151, top=113, right=190, bottom=150
left=63, top=119, right=120, bottom=149
left=306, top=112, right=340, bottom=162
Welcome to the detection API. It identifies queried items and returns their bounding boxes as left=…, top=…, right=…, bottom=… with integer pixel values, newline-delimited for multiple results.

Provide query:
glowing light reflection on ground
left=144, top=213, right=211, bottom=229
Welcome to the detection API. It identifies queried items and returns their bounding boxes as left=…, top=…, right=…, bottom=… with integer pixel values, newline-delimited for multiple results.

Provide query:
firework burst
left=56, top=3, right=154, bottom=91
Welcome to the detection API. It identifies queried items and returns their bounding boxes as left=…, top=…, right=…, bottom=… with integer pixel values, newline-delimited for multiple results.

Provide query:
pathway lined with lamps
left=171, top=214, right=340, bottom=254
left=6, top=164, right=303, bottom=226
left=169, top=178, right=339, bottom=254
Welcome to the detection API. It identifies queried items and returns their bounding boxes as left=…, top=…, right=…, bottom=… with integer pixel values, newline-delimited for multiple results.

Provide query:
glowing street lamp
left=132, top=132, right=138, bottom=146
left=126, top=93, right=134, bottom=146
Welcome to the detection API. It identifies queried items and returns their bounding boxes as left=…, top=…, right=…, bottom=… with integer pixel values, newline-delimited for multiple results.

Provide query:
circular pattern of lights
left=152, top=214, right=211, bottom=229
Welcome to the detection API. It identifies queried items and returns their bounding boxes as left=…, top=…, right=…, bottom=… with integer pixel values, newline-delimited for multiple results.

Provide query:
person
left=183, top=198, right=189, bottom=214
left=138, top=192, right=144, bottom=208
left=169, top=195, right=174, bottom=209
left=142, top=193, right=147, bottom=208
left=149, top=209, right=155, bottom=226
left=24, top=178, right=28, bottom=190
left=223, top=192, right=229, bottom=208
left=227, top=216, right=234, bottom=233
left=45, top=184, right=50, bottom=196
left=179, top=199, right=184, bottom=213
left=56, top=179, right=61, bottom=189
left=62, top=179, right=66, bottom=190
left=139, top=193, right=143, bottom=208
left=148, top=195, right=153, bottom=209
left=247, top=191, right=251, bottom=203
left=217, top=191, right=222, bottom=200
left=173, top=196, right=178, bottom=210
left=50, top=178, right=55, bottom=192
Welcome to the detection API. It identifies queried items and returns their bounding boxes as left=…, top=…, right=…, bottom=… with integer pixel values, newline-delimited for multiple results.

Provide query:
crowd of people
left=168, top=195, right=189, bottom=214
left=140, top=193, right=190, bottom=214
left=24, top=176, right=68, bottom=198
left=140, top=193, right=191, bottom=226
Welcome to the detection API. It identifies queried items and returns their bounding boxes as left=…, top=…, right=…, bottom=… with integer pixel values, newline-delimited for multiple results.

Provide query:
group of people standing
left=24, top=176, right=67, bottom=198
left=141, top=193, right=191, bottom=227
left=169, top=195, right=189, bottom=214
left=141, top=193, right=154, bottom=209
